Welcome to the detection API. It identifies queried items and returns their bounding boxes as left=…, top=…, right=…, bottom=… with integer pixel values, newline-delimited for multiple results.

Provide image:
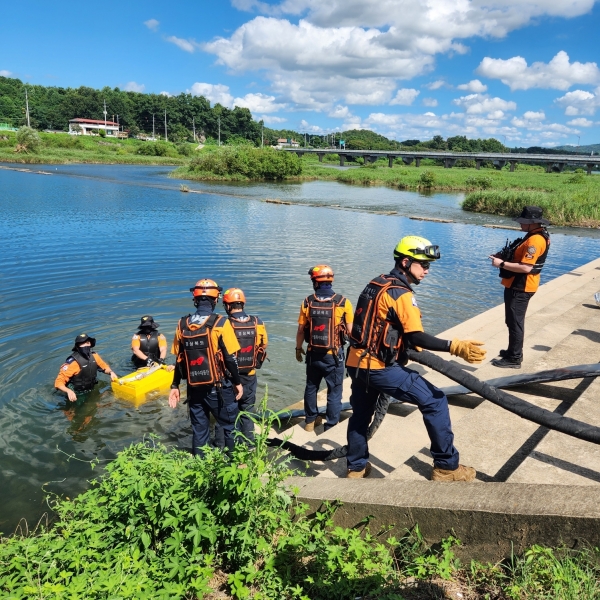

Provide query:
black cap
left=72, top=333, right=96, bottom=350
left=513, top=206, right=550, bottom=226
left=138, top=315, right=159, bottom=329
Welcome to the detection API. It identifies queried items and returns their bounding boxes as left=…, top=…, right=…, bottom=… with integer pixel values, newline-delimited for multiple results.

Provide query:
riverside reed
left=1, top=400, right=600, bottom=599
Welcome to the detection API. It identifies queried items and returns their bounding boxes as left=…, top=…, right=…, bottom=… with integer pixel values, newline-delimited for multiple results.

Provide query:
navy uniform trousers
left=304, top=349, right=345, bottom=430
left=346, top=365, right=459, bottom=472
left=188, top=381, right=239, bottom=456
left=214, top=373, right=257, bottom=447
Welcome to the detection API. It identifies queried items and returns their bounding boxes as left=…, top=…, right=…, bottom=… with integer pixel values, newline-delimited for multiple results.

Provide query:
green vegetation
left=1, top=403, right=600, bottom=598
left=0, top=130, right=193, bottom=165
left=172, top=146, right=303, bottom=181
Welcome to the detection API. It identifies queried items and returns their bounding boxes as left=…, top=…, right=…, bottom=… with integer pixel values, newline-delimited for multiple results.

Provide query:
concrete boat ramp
left=274, top=258, right=600, bottom=559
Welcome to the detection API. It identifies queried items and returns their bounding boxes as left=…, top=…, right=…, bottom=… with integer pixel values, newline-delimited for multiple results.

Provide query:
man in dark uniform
left=295, top=265, right=353, bottom=432
left=168, top=279, right=243, bottom=455
left=489, top=206, right=551, bottom=369
left=345, top=236, right=486, bottom=481
left=55, top=333, right=118, bottom=402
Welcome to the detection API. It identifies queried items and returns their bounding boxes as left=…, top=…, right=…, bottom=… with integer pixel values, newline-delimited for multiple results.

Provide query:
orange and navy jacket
left=55, top=353, right=110, bottom=388
left=227, top=313, right=268, bottom=376
left=298, top=293, right=353, bottom=355
left=171, top=313, right=241, bottom=384
left=502, top=228, right=549, bottom=293
left=346, top=270, right=423, bottom=370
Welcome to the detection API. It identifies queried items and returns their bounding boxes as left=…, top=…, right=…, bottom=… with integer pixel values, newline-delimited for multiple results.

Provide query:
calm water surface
left=1, top=163, right=599, bottom=530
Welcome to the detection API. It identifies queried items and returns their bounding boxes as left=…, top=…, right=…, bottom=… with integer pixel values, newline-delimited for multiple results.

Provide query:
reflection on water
left=1, top=163, right=599, bottom=530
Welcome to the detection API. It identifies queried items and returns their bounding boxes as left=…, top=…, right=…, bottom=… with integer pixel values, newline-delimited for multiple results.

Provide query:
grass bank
left=0, top=131, right=192, bottom=165
left=1, top=405, right=599, bottom=599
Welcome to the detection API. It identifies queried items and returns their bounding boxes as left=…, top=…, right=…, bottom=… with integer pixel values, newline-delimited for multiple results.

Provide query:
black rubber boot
left=491, top=357, right=521, bottom=369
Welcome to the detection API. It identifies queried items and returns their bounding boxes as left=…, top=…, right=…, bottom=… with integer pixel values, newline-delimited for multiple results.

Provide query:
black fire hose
left=407, top=350, right=600, bottom=445
left=266, top=350, right=600, bottom=461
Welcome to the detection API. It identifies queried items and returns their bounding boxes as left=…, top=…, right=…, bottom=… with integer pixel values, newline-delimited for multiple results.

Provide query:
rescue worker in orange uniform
left=55, top=333, right=118, bottom=402
left=489, top=206, right=551, bottom=369
left=131, top=315, right=170, bottom=369
left=296, top=265, right=353, bottom=432
left=168, top=279, right=244, bottom=455
left=219, top=288, right=268, bottom=444
left=346, top=236, right=486, bottom=481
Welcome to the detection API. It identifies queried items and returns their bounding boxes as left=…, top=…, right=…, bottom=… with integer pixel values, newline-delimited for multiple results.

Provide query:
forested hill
left=0, top=76, right=261, bottom=144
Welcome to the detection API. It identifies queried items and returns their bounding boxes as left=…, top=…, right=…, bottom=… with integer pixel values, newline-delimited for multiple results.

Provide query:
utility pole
left=25, top=87, right=30, bottom=127
left=192, top=116, right=196, bottom=142
left=152, top=113, right=155, bottom=140
left=218, top=115, right=221, bottom=146
left=261, top=120, right=264, bottom=148
left=164, top=109, right=168, bottom=142
left=116, top=114, right=119, bottom=137
left=103, top=99, right=107, bottom=129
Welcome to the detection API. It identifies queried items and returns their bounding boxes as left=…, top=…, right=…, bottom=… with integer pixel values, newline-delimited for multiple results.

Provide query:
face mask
left=78, top=345, right=92, bottom=359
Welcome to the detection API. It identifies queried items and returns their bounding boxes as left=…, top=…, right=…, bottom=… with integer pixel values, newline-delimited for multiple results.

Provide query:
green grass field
left=0, top=131, right=191, bottom=165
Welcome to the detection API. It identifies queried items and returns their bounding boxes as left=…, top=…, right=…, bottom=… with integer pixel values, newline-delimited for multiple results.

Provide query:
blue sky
left=2, top=0, right=600, bottom=146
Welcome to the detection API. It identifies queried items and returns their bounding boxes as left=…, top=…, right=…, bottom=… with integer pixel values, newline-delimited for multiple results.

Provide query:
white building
left=69, top=118, right=120, bottom=136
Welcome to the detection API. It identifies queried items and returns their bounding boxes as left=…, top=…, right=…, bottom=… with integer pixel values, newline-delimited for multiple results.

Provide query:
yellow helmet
left=393, top=236, right=440, bottom=261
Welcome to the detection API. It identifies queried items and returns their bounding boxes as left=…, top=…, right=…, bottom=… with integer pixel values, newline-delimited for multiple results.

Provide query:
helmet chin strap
left=399, top=259, right=420, bottom=285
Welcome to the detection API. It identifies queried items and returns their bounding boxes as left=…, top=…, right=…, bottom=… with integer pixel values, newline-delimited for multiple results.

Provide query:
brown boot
left=431, top=464, right=476, bottom=482
left=304, top=415, right=323, bottom=432
left=346, top=462, right=372, bottom=479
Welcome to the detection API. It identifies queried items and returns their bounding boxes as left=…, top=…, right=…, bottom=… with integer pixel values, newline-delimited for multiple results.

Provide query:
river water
left=1, top=163, right=599, bottom=531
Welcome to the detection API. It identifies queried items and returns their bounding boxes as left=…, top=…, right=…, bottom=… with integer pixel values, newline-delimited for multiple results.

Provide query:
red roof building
left=69, top=118, right=120, bottom=136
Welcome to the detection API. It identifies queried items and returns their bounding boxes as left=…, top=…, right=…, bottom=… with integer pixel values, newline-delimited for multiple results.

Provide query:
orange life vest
left=178, top=314, right=224, bottom=386
left=304, top=293, right=347, bottom=352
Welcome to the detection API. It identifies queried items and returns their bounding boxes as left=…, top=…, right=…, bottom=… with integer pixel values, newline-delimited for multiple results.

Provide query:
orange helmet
left=308, top=264, right=334, bottom=283
left=223, top=288, right=246, bottom=305
left=190, top=279, right=222, bottom=299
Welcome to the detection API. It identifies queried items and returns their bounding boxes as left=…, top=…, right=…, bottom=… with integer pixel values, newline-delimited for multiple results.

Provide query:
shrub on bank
left=15, top=126, right=41, bottom=153
left=186, top=146, right=302, bottom=180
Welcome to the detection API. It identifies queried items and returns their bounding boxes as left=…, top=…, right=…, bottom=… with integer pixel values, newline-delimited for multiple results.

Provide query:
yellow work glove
left=295, top=347, right=306, bottom=363
left=449, top=339, right=487, bottom=364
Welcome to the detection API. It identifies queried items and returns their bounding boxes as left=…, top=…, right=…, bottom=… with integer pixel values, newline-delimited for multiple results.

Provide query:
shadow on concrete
left=572, top=329, right=600, bottom=344
left=492, top=377, right=595, bottom=482
left=531, top=450, right=600, bottom=483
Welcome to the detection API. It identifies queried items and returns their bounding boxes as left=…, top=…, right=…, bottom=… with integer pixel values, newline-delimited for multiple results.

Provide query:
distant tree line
left=0, top=76, right=261, bottom=144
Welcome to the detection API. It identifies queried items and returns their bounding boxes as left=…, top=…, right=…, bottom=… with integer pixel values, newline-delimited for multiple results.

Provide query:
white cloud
left=477, top=51, right=600, bottom=91
left=422, top=97, right=438, bottom=107
left=202, top=0, right=599, bottom=109
left=232, top=92, right=285, bottom=113
left=258, top=114, right=287, bottom=124
left=457, top=79, right=487, bottom=93
left=390, top=88, right=420, bottom=106
left=189, top=82, right=234, bottom=106
left=555, top=87, right=600, bottom=115
left=567, top=117, right=595, bottom=126
left=124, top=81, right=145, bottom=93
left=425, top=80, right=445, bottom=90
left=0, top=70, right=12, bottom=77
left=166, top=35, right=198, bottom=53
left=328, top=105, right=352, bottom=118
left=453, top=93, right=516, bottom=116
left=144, top=19, right=159, bottom=31
left=523, top=110, right=545, bottom=120
left=160, top=91, right=172, bottom=97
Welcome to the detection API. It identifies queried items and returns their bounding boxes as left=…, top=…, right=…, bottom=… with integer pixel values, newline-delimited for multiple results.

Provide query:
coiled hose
left=266, top=350, right=600, bottom=461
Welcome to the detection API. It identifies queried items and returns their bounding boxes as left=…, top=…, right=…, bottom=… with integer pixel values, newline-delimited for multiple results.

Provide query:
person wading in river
left=168, top=279, right=243, bottom=455
left=130, top=315, right=174, bottom=371
left=296, top=265, right=353, bottom=432
left=55, top=333, right=118, bottom=402
left=345, top=236, right=486, bottom=480
left=489, top=206, right=551, bottom=369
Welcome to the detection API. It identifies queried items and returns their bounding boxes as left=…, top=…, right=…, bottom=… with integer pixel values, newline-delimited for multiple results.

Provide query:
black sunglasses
left=414, top=260, right=432, bottom=269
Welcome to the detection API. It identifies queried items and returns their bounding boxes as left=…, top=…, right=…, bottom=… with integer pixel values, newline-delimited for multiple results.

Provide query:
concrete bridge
left=283, top=148, right=600, bottom=174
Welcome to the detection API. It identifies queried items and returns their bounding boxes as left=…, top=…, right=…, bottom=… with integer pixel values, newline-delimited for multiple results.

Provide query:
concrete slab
left=289, top=476, right=600, bottom=562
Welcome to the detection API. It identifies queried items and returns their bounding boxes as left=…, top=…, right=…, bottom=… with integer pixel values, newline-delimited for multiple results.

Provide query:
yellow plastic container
left=111, top=365, right=173, bottom=404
